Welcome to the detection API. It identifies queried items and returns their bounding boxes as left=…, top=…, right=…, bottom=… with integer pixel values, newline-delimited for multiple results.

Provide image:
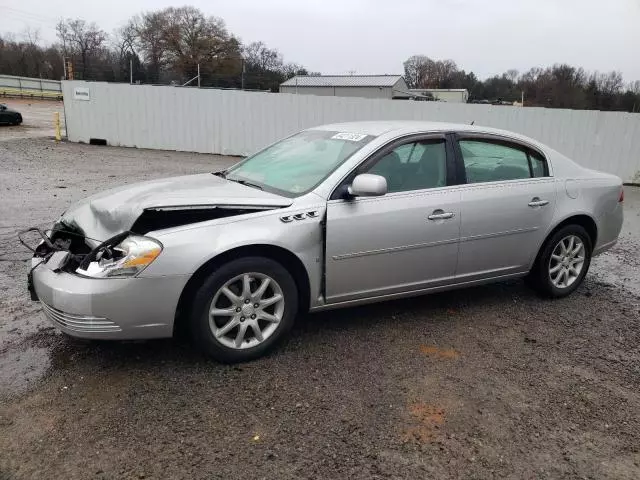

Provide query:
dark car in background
left=0, top=104, right=23, bottom=125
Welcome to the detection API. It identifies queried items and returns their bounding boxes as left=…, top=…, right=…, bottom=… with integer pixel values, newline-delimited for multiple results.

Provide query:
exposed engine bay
left=22, top=205, right=278, bottom=278
left=26, top=222, right=93, bottom=272
left=130, top=206, right=271, bottom=235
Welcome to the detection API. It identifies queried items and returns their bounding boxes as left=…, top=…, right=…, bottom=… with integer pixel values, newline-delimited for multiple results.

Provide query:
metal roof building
left=279, top=75, right=411, bottom=99
left=410, top=88, right=469, bottom=103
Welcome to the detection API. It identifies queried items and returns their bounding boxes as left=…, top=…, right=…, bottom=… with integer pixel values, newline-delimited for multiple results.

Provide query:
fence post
left=54, top=112, right=61, bottom=142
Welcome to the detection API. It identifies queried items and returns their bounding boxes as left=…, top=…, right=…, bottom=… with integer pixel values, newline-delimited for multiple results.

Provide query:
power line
left=3, top=14, right=59, bottom=35
left=4, top=7, right=62, bottom=24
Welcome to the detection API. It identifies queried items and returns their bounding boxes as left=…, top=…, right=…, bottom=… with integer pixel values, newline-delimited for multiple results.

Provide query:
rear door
left=324, top=134, right=461, bottom=304
left=453, top=134, right=557, bottom=281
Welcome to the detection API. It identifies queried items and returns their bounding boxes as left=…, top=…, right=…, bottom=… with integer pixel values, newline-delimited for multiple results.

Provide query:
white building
left=409, top=88, right=469, bottom=103
left=279, top=75, right=411, bottom=100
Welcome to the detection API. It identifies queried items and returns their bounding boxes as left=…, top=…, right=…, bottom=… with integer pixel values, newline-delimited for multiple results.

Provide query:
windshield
left=225, top=130, right=374, bottom=196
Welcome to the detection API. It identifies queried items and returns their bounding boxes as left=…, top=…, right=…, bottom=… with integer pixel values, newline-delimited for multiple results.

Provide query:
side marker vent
left=280, top=211, right=319, bottom=223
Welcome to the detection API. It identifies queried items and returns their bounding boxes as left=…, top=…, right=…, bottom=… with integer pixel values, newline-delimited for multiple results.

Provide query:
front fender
left=139, top=207, right=326, bottom=305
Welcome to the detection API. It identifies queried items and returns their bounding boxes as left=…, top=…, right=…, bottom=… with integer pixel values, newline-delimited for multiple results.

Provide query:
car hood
left=60, top=173, right=292, bottom=242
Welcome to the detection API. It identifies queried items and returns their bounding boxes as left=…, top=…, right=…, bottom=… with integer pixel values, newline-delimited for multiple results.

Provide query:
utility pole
left=521, top=91, right=524, bottom=106
left=130, top=58, right=133, bottom=85
left=62, top=56, right=67, bottom=80
left=197, top=63, right=201, bottom=88
left=241, top=59, right=245, bottom=90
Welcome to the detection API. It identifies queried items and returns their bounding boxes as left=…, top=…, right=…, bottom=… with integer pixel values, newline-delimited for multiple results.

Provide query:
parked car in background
left=27, top=121, right=624, bottom=362
left=0, top=103, right=23, bottom=125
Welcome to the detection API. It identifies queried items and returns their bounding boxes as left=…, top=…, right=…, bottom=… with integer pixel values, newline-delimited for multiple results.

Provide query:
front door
left=454, top=135, right=558, bottom=281
left=325, top=136, right=461, bottom=304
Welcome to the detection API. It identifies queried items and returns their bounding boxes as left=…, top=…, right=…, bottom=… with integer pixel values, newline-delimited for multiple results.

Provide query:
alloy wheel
left=548, top=235, right=585, bottom=289
left=209, top=272, right=285, bottom=349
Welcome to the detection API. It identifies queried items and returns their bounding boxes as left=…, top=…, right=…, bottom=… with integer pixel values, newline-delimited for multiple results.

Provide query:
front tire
left=189, top=257, right=298, bottom=363
left=528, top=224, right=592, bottom=298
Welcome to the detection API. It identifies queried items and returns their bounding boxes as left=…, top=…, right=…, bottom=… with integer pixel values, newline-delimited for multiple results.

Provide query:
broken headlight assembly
left=77, top=233, right=163, bottom=278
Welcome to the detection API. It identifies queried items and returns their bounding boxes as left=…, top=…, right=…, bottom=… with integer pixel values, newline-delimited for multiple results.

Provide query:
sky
left=3, top=0, right=640, bottom=81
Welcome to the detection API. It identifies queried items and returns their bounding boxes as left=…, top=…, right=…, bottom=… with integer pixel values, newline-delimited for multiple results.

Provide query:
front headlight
left=77, top=234, right=162, bottom=278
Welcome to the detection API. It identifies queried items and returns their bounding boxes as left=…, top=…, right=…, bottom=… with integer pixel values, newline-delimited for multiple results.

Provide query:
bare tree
left=0, top=8, right=310, bottom=88
left=281, top=62, right=309, bottom=79
left=56, top=19, right=107, bottom=79
left=113, top=24, right=136, bottom=60
left=595, top=71, right=624, bottom=95
left=130, top=12, right=169, bottom=82
left=505, top=69, right=519, bottom=83
left=161, top=6, right=241, bottom=82
left=403, top=55, right=429, bottom=88
left=403, top=55, right=460, bottom=89
left=128, top=7, right=241, bottom=84
left=112, top=24, right=137, bottom=82
left=243, top=42, right=283, bottom=72
left=430, top=59, right=458, bottom=87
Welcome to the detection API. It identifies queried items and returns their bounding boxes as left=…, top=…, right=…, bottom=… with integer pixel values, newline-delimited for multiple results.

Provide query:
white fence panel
left=62, top=81, right=640, bottom=182
left=0, top=74, right=62, bottom=92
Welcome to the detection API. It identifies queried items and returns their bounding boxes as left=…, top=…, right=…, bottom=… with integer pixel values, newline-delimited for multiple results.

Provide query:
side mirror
left=347, top=173, right=388, bottom=197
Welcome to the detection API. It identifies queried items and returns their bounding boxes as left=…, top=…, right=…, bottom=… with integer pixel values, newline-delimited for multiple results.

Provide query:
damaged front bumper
left=31, top=256, right=189, bottom=340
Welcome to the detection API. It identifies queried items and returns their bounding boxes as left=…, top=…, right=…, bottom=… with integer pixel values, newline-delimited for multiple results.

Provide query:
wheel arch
left=173, top=244, right=311, bottom=336
left=531, top=214, right=598, bottom=269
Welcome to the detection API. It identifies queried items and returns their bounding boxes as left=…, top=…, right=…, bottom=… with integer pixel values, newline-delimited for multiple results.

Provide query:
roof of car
left=309, top=120, right=590, bottom=181
left=310, top=120, right=545, bottom=148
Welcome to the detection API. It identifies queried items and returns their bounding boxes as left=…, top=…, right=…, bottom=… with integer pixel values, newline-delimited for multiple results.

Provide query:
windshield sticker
left=331, top=132, right=368, bottom=142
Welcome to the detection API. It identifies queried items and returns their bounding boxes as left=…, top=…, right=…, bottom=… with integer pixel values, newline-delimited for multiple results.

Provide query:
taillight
left=619, top=188, right=624, bottom=203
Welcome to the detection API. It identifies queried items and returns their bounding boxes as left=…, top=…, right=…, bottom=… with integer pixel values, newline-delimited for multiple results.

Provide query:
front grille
left=41, top=302, right=121, bottom=333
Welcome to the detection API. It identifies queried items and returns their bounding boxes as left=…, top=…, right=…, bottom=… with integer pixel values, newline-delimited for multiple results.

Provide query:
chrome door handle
left=528, top=199, right=549, bottom=207
left=428, top=212, right=455, bottom=220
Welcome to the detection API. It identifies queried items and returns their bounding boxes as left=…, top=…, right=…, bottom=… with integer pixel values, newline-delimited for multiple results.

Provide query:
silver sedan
left=28, top=121, right=624, bottom=362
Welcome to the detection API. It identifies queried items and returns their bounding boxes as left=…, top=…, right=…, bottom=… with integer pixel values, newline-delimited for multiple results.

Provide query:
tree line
left=1, top=7, right=639, bottom=111
left=0, top=6, right=313, bottom=91
left=404, top=55, right=640, bottom=112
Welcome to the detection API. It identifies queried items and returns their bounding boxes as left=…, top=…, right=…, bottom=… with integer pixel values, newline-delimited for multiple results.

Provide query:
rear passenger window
left=459, top=140, right=548, bottom=183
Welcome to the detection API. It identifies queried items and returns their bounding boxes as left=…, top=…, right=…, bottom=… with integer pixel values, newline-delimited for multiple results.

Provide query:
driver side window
left=366, top=140, right=447, bottom=193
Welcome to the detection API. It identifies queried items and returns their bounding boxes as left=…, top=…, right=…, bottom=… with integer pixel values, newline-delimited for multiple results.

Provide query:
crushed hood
left=60, top=173, right=292, bottom=242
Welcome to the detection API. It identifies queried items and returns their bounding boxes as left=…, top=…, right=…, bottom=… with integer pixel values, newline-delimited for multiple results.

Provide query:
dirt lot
left=1, top=137, right=639, bottom=480
left=0, top=99, right=65, bottom=141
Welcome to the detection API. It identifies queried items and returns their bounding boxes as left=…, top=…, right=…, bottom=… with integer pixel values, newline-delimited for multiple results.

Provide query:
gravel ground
left=0, top=99, right=65, bottom=141
left=1, top=137, right=639, bottom=480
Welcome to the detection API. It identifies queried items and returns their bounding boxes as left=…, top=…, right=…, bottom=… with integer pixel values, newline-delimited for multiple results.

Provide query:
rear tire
left=189, top=257, right=298, bottom=363
left=528, top=224, right=592, bottom=298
